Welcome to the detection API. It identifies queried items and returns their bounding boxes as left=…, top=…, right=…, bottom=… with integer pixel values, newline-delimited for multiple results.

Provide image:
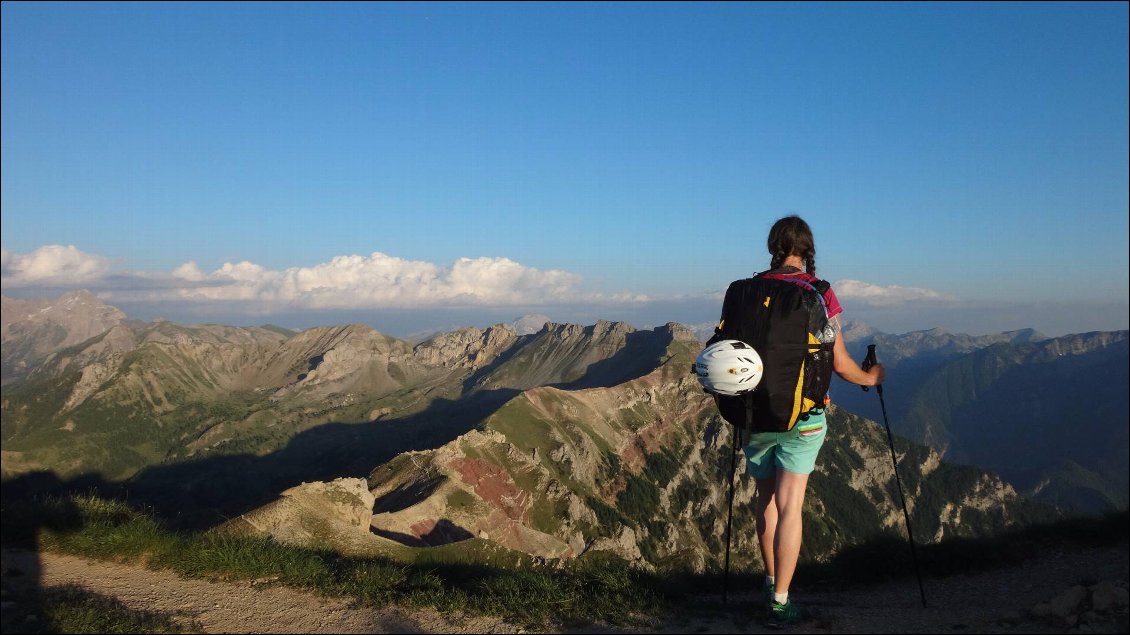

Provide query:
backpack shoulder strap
left=757, top=269, right=831, bottom=299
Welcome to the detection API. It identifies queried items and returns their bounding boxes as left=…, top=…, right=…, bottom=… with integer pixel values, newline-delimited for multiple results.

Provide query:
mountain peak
left=413, top=323, right=519, bottom=369
left=509, top=314, right=551, bottom=336
left=1001, top=328, right=1046, bottom=343
left=535, top=320, right=636, bottom=340
left=662, top=322, right=700, bottom=342
left=839, top=319, right=881, bottom=342
left=1, top=290, right=128, bottom=384
left=59, top=289, right=103, bottom=303
left=590, top=319, right=634, bottom=337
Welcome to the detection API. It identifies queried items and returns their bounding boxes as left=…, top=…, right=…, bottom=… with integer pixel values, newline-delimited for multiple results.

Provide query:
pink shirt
left=761, top=271, right=843, bottom=320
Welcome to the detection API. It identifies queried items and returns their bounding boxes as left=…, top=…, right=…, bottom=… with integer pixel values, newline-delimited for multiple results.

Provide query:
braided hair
left=767, top=215, right=817, bottom=276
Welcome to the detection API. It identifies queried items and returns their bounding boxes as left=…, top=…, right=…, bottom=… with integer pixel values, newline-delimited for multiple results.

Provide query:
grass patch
left=486, top=399, right=556, bottom=453
left=529, top=496, right=569, bottom=535
left=446, top=488, right=480, bottom=514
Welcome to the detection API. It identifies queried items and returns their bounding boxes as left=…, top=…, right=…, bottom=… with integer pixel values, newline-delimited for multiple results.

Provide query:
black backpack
left=706, top=269, right=836, bottom=432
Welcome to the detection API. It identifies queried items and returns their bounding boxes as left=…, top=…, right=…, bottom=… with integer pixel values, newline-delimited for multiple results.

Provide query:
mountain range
left=836, top=326, right=1128, bottom=512
left=1, top=290, right=1123, bottom=570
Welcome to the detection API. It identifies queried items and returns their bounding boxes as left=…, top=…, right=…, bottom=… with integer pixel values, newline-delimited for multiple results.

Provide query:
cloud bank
left=3, top=245, right=1118, bottom=338
left=1, top=246, right=959, bottom=317
left=1, top=245, right=648, bottom=310
left=833, top=279, right=956, bottom=307
left=0, top=245, right=111, bottom=286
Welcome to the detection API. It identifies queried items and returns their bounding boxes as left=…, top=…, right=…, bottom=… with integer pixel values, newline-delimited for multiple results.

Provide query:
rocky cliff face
left=411, top=324, right=520, bottom=370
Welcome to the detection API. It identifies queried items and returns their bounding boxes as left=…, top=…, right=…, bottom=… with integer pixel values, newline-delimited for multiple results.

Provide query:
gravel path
left=2, top=543, right=1127, bottom=634
left=1, top=548, right=523, bottom=634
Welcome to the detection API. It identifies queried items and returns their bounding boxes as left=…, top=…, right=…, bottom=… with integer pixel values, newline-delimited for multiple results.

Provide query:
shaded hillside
left=835, top=327, right=1128, bottom=513
left=833, top=325, right=1047, bottom=409
left=903, top=333, right=1129, bottom=512
left=465, top=320, right=673, bottom=392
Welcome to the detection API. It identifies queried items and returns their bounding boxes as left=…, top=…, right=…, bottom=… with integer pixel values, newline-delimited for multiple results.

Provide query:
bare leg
left=754, top=476, right=777, bottom=578
left=772, top=468, right=810, bottom=596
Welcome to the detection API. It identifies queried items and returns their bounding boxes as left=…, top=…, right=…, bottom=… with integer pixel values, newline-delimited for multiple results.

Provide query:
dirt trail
left=1, top=549, right=521, bottom=634
left=2, top=543, right=1127, bottom=634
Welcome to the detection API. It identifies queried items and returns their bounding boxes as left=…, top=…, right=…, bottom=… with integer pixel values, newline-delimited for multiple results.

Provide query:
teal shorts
left=743, top=411, right=828, bottom=479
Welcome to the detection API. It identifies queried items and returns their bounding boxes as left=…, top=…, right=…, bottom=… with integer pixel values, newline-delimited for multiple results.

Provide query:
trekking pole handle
left=861, top=344, right=878, bottom=392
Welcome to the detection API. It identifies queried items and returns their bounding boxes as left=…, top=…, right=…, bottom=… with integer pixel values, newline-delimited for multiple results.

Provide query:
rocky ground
left=1, top=542, right=1127, bottom=634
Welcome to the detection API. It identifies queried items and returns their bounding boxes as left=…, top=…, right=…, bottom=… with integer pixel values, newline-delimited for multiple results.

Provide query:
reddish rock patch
left=449, top=457, right=530, bottom=521
left=409, top=518, right=438, bottom=541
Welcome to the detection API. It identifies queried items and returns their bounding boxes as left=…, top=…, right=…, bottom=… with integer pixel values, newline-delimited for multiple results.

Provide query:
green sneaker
left=767, top=599, right=801, bottom=628
left=762, top=582, right=775, bottom=613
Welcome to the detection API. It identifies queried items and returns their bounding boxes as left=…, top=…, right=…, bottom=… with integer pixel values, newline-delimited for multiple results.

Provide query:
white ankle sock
left=765, top=575, right=775, bottom=588
left=774, top=591, right=789, bottom=604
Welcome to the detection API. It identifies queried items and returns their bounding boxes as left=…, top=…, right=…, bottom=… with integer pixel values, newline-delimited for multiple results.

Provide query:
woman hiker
left=708, top=215, right=885, bottom=626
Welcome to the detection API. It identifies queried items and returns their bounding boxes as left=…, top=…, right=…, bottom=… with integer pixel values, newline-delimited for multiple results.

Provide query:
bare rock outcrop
left=217, top=478, right=381, bottom=554
left=412, top=324, right=519, bottom=370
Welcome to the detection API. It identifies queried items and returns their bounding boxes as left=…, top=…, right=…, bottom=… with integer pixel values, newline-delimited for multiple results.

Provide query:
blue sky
left=2, top=2, right=1127, bottom=338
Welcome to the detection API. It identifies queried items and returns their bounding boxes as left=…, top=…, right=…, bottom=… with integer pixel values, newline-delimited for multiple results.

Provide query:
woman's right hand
left=864, top=363, right=885, bottom=387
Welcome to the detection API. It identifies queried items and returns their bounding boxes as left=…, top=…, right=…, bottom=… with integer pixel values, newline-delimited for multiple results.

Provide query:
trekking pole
left=722, top=423, right=743, bottom=605
left=862, top=344, right=928, bottom=608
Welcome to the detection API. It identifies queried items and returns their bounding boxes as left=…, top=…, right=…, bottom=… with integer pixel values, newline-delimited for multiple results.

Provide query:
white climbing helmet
left=693, top=339, right=764, bottom=396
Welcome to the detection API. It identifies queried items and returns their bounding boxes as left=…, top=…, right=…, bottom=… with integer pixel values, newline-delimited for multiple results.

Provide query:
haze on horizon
left=2, top=3, right=1127, bottom=339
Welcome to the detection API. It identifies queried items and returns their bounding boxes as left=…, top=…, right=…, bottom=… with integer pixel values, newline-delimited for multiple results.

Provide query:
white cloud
left=833, top=279, right=955, bottom=307
left=169, top=252, right=614, bottom=308
left=0, top=245, right=111, bottom=287
left=4, top=246, right=647, bottom=310
left=8, top=245, right=958, bottom=318
left=172, top=261, right=206, bottom=281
